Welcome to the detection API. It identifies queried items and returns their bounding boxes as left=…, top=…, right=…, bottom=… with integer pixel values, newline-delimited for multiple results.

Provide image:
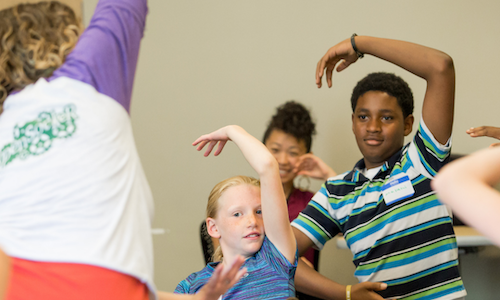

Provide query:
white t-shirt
left=0, top=77, right=155, bottom=292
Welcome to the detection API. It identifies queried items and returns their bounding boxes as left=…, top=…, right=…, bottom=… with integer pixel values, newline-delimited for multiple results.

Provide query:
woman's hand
left=294, top=153, right=337, bottom=181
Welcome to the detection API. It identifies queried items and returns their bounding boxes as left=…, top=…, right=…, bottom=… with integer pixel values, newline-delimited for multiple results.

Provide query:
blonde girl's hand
left=294, top=153, right=337, bottom=181
left=192, top=126, right=233, bottom=157
left=316, top=37, right=360, bottom=88
left=157, top=256, right=246, bottom=300
left=195, top=256, right=247, bottom=300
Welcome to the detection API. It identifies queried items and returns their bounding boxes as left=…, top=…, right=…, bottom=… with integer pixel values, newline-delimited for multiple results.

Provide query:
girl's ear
left=206, top=218, right=221, bottom=239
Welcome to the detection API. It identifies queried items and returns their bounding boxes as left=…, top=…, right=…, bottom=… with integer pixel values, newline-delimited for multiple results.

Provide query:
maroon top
left=288, top=188, right=318, bottom=268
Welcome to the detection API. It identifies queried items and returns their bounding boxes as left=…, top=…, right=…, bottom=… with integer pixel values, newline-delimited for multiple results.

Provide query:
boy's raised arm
left=193, top=125, right=296, bottom=263
left=316, top=35, right=455, bottom=144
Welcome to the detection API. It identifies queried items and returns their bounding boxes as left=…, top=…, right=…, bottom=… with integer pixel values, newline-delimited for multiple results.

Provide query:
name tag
left=382, top=174, right=415, bottom=205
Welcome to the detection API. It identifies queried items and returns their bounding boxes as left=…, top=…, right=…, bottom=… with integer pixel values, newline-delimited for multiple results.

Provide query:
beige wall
left=81, top=0, right=500, bottom=298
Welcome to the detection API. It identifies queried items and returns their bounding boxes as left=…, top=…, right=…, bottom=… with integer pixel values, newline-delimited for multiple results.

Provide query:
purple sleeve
left=50, top=0, right=148, bottom=113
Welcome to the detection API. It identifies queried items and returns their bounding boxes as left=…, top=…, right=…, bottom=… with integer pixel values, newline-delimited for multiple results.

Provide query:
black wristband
left=351, top=33, right=364, bottom=59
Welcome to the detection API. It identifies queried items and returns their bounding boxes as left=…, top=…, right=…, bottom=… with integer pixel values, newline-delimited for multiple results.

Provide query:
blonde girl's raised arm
left=193, top=125, right=296, bottom=263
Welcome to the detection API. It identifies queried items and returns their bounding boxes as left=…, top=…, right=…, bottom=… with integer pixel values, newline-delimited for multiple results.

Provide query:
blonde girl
left=176, top=125, right=298, bottom=299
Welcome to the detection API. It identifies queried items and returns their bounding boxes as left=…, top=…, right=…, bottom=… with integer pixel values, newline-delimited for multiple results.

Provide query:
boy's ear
left=206, top=218, right=221, bottom=239
left=404, top=114, right=414, bottom=136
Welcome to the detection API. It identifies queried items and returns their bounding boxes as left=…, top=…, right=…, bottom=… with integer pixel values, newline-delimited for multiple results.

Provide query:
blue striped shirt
left=175, top=237, right=297, bottom=299
left=292, top=119, right=466, bottom=300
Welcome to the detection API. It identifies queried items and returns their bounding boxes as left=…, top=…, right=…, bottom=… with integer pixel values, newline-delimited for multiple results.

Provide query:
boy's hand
left=316, top=37, right=359, bottom=88
left=352, top=282, right=393, bottom=300
left=294, top=153, right=337, bottom=181
left=192, top=126, right=233, bottom=156
left=195, top=256, right=246, bottom=300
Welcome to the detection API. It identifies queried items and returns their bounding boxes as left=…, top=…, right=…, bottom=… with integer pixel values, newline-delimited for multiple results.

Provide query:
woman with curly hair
left=262, top=101, right=336, bottom=300
left=0, top=1, right=244, bottom=300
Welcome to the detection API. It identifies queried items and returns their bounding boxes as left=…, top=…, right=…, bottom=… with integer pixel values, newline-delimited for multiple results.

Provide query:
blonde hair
left=0, top=1, right=82, bottom=114
left=207, top=175, right=260, bottom=262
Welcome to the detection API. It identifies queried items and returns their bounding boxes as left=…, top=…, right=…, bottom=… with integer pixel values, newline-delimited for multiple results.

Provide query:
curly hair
left=351, top=72, right=414, bottom=118
left=0, top=1, right=82, bottom=114
left=262, top=101, right=316, bottom=153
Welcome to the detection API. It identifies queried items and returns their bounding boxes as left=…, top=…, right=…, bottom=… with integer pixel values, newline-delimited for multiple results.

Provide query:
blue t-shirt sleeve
left=51, top=0, right=148, bottom=113
left=259, top=236, right=297, bottom=278
left=174, top=280, right=189, bottom=294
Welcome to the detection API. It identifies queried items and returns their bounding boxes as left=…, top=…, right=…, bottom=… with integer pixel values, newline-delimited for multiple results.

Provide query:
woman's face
left=265, top=129, right=308, bottom=185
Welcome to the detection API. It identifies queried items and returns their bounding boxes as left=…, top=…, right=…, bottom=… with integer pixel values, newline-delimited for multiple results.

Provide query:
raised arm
left=432, top=146, right=500, bottom=247
left=52, top=0, right=148, bottom=112
left=316, top=35, right=455, bottom=144
left=193, top=125, right=296, bottom=263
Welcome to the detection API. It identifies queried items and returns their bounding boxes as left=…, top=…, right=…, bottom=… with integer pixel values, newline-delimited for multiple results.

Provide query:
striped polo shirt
left=292, top=119, right=466, bottom=300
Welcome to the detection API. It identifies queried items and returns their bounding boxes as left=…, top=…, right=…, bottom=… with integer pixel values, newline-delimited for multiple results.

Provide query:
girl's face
left=208, top=184, right=264, bottom=259
left=265, top=129, right=308, bottom=185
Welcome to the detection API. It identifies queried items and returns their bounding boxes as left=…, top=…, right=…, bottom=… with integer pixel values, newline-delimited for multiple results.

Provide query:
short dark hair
left=262, top=101, right=316, bottom=153
left=351, top=72, right=414, bottom=118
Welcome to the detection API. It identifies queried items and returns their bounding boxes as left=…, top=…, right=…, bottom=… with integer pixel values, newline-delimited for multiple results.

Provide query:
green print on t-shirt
left=0, top=104, right=78, bottom=168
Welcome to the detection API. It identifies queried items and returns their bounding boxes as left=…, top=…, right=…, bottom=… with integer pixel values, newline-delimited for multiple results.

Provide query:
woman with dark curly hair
left=0, top=1, right=244, bottom=300
left=262, top=101, right=336, bottom=300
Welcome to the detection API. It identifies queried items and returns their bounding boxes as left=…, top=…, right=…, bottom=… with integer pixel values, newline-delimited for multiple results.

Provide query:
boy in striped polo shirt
left=291, top=35, right=466, bottom=300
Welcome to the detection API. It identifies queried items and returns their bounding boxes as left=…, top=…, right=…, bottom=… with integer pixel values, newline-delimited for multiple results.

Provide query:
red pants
left=5, top=257, right=150, bottom=300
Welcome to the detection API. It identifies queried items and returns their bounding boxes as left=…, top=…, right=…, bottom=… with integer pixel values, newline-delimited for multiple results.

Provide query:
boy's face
left=208, top=184, right=264, bottom=260
left=352, top=91, right=413, bottom=169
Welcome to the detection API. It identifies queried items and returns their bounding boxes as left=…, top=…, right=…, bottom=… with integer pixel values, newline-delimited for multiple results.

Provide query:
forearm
left=0, top=249, right=10, bottom=300
left=355, top=36, right=454, bottom=80
left=295, top=260, right=346, bottom=300
left=226, top=125, right=278, bottom=177
left=157, top=291, right=207, bottom=300
left=293, top=227, right=345, bottom=299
